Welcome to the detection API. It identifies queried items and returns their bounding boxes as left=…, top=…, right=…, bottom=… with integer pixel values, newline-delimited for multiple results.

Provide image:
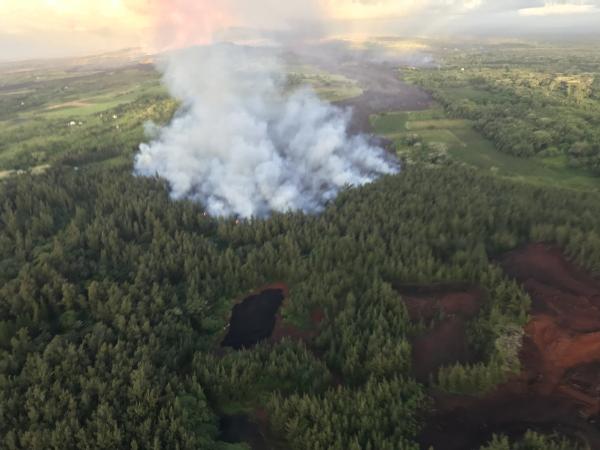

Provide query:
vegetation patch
left=371, top=107, right=600, bottom=190
left=0, top=62, right=176, bottom=172
left=286, top=65, right=363, bottom=102
left=406, top=118, right=469, bottom=130
left=405, top=46, right=600, bottom=180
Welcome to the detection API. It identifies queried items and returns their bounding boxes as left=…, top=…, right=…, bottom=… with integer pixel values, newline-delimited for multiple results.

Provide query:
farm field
left=0, top=56, right=362, bottom=174
left=0, top=59, right=174, bottom=172
left=286, top=65, right=363, bottom=102
left=402, top=42, right=600, bottom=190
left=371, top=108, right=600, bottom=191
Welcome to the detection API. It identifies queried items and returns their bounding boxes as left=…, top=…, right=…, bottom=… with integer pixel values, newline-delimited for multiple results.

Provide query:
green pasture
left=371, top=108, right=600, bottom=191
left=287, top=65, right=363, bottom=102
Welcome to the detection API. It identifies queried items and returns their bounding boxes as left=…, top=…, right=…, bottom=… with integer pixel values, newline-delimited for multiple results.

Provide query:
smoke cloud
left=134, top=44, right=398, bottom=218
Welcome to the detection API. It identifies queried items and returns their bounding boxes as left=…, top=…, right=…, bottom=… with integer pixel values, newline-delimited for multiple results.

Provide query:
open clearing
left=371, top=108, right=600, bottom=191
left=0, top=61, right=172, bottom=173
left=419, top=244, right=600, bottom=450
left=406, top=118, right=469, bottom=130
left=395, top=283, right=484, bottom=383
left=46, top=100, right=92, bottom=110
left=286, top=65, right=363, bottom=103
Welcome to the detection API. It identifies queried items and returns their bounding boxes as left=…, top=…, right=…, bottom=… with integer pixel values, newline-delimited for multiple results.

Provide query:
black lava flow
left=221, top=289, right=285, bottom=350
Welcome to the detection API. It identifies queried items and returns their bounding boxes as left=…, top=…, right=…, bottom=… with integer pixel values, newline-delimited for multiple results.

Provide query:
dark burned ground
left=395, top=283, right=484, bottom=383
left=335, top=63, right=433, bottom=135
left=219, top=415, right=269, bottom=450
left=333, top=62, right=433, bottom=155
left=418, top=244, right=600, bottom=450
left=219, top=247, right=600, bottom=449
left=286, top=50, right=432, bottom=161
left=420, top=393, right=594, bottom=450
left=299, top=54, right=433, bottom=135
left=221, top=288, right=285, bottom=350
left=218, top=284, right=323, bottom=449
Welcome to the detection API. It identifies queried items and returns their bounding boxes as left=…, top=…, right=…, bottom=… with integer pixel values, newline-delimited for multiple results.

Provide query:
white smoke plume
left=134, top=44, right=398, bottom=218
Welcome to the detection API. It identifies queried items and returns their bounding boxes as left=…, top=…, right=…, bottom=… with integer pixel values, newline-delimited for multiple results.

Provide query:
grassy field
left=286, top=65, right=363, bottom=102
left=5, top=44, right=597, bottom=193
left=371, top=108, right=600, bottom=191
left=403, top=41, right=600, bottom=182
left=406, top=119, right=469, bottom=131
left=0, top=56, right=362, bottom=176
left=0, top=57, right=181, bottom=173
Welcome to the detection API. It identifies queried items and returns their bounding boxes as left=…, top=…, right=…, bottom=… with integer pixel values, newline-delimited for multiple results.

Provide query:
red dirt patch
left=418, top=244, right=600, bottom=449
left=412, top=317, right=474, bottom=382
left=395, top=284, right=484, bottom=382
left=502, top=244, right=600, bottom=415
left=400, top=284, right=483, bottom=322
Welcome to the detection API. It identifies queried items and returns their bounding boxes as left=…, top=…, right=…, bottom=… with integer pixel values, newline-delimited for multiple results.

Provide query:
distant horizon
left=2, top=0, right=600, bottom=62
left=2, top=31, right=600, bottom=66
left=0, top=47, right=150, bottom=65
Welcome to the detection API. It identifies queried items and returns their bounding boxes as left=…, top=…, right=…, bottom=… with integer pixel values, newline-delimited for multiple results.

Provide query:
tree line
left=2, top=162, right=600, bottom=448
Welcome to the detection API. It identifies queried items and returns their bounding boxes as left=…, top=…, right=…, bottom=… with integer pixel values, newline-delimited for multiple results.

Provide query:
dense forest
left=480, top=431, right=584, bottom=450
left=2, top=159, right=600, bottom=449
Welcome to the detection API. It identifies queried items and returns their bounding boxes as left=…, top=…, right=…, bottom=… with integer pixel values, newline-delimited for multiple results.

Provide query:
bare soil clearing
left=501, top=245, right=600, bottom=415
left=265, top=283, right=323, bottom=344
left=418, top=244, right=600, bottom=450
left=395, top=283, right=484, bottom=383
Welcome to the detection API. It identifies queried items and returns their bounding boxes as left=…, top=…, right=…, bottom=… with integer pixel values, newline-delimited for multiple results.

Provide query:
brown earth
left=396, top=283, right=484, bottom=383
left=502, top=244, right=600, bottom=415
left=419, top=244, right=600, bottom=450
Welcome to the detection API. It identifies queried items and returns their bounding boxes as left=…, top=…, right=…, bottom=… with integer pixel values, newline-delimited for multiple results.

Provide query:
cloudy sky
left=1, top=0, right=599, bottom=61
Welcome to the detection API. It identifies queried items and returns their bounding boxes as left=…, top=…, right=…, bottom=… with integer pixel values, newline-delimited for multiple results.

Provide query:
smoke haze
left=134, top=45, right=398, bottom=218
left=2, top=1, right=600, bottom=60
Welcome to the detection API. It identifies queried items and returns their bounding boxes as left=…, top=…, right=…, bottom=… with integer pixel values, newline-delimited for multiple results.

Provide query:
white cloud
left=519, top=1, right=598, bottom=15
